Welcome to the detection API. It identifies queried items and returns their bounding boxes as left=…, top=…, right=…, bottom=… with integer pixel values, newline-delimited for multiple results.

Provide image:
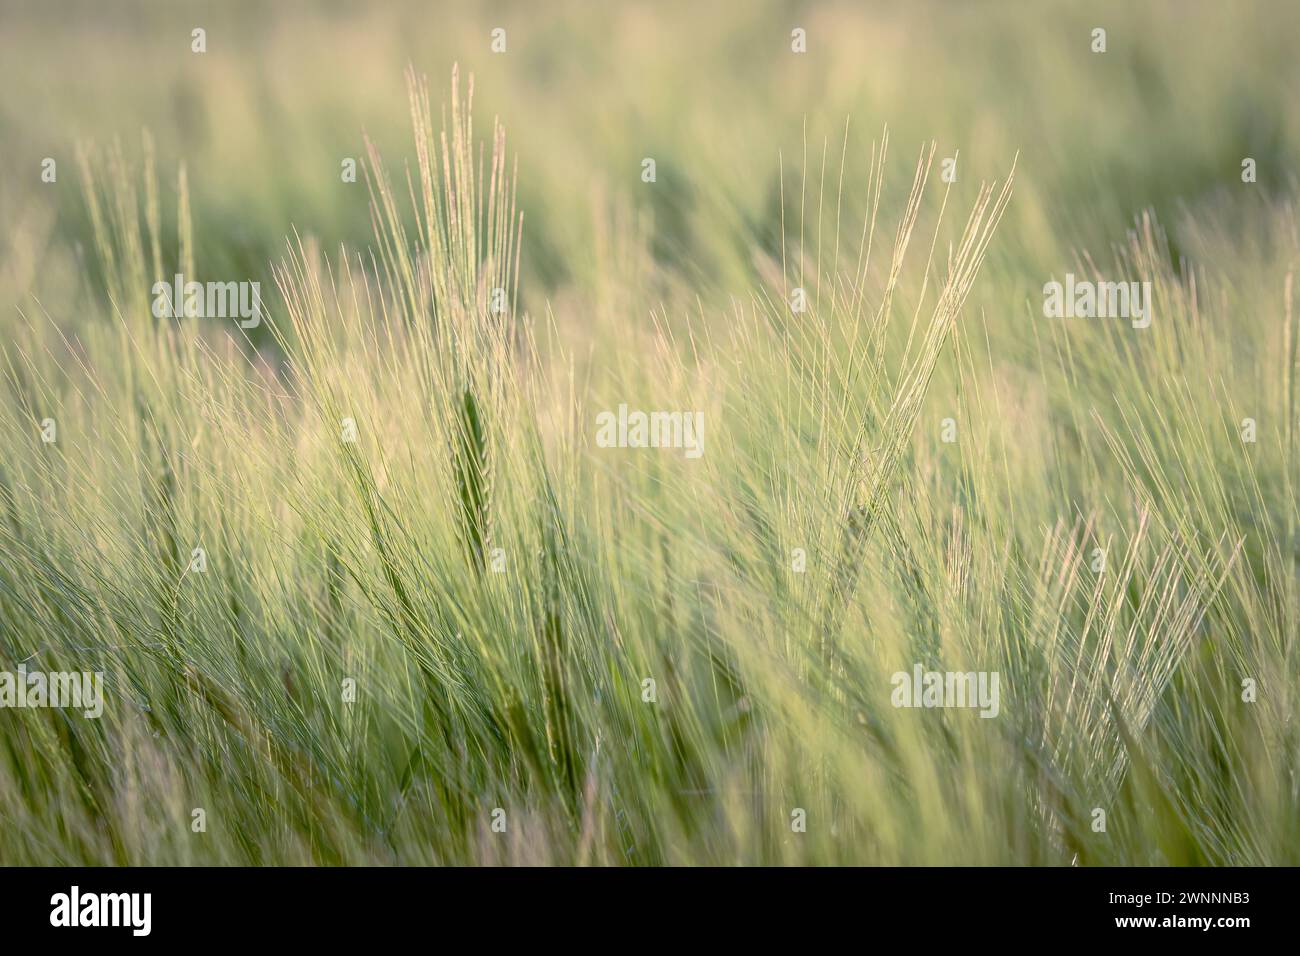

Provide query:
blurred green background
left=3, top=0, right=1297, bottom=332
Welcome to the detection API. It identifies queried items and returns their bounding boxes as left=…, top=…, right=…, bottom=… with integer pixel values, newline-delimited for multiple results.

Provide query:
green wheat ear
left=454, top=385, right=490, bottom=574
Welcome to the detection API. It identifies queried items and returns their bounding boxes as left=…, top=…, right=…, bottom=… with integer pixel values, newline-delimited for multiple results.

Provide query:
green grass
left=0, top=2, right=1297, bottom=865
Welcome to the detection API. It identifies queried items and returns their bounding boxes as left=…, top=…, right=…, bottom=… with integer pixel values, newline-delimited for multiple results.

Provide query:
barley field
left=0, top=0, right=1297, bottom=866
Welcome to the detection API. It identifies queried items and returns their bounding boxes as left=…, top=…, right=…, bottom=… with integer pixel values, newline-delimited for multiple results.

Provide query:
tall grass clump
left=0, top=61, right=1296, bottom=866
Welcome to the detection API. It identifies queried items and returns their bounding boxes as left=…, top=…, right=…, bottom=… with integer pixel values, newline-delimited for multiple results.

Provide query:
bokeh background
left=3, top=0, right=1298, bottom=332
